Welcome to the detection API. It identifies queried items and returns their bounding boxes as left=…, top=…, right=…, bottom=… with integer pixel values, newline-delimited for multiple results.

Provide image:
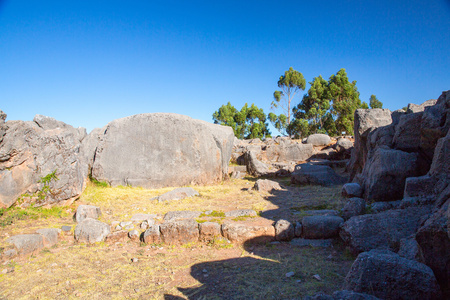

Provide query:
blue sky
left=1, top=0, right=449, bottom=133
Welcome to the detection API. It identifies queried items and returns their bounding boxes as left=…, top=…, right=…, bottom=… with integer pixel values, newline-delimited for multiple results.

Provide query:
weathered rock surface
left=291, top=163, right=346, bottom=186
left=407, top=99, right=437, bottom=113
left=416, top=193, right=450, bottom=297
left=341, top=198, right=365, bottom=220
left=74, top=218, right=110, bottom=243
left=341, top=183, right=362, bottom=198
left=36, top=228, right=60, bottom=247
left=153, top=187, right=199, bottom=202
left=334, top=138, right=353, bottom=159
left=253, top=179, right=283, bottom=192
left=142, top=225, right=162, bottom=244
left=0, top=110, right=6, bottom=143
left=106, top=230, right=128, bottom=243
left=6, top=234, right=44, bottom=255
left=340, top=206, right=431, bottom=254
left=274, top=219, right=294, bottom=241
left=369, top=200, right=401, bottom=213
left=163, top=211, right=201, bottom=221
left=419, top=91, right=450, bottom=166
left=224, top=209, right=257, bottom=218
left=130, top=213, right=157, bottom=223
left=393, top=112, right=423, bottom=152
left=0, top=114, right=88, bottom=208
left=301, top=216, right=344, bottom=239
left=159, top=219, right=199, bottom=245
left=264, top=143, right=314, bottom=162
left=221, top=223, right=275, bottom=243
left=91, top=113, right=234, bottom=188
left=306, top=134, right=331, bottom=146
left=343, top=249, right=442, bottom=300
left=243, top=150, right=271, bottom=176
left=199, top=222, right=221, bottom=243
left=398, top=235, right=424, bottom=263
left=347, top=108, right=392, bottom=179
left=74, top=205, right=102, bottom=223
left=361, top=147, right=419, bottom=201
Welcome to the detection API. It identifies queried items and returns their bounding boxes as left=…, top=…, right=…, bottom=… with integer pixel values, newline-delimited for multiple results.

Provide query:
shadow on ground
left=164, top=177, right=353, bottom=299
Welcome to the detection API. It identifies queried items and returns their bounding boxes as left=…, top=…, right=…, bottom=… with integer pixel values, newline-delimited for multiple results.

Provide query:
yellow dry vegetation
left=79, top=178, right=272, bottom=222
left=0, top=177, right=352, bottom=299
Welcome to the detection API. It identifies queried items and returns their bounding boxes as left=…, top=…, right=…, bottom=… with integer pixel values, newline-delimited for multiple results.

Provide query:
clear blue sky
left=1, top=0, right=449, bottom=133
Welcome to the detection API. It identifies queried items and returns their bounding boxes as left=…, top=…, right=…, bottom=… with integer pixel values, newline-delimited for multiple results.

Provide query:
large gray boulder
left=6, top=234, right=44, bottom=256
left=243, top=150, right=271, bottom=176
left=159, top=219, right=199, bottom=245
left=221, top=222, right=275, bottom=243
left=0, top=114, right=88, bottom=208
left=342, top=182, right=363, bottom=198
left=341, top=197, right=365, bottom=220
left=393, top=112, right=423, bottom=152
left=347, top=108, right=392, bottom=179
left=274, top=219, right=295, bottom=241
left=360, top=147, right=419, bottom=202
left=74, top=218, right=110, bottom=243
left=153, top=187, right=199, bottom=202
left=407, top=99, right=438, bottom=114
left=420, top=91, right=450, bottom=163
left=416, top=191, right=450, bottom=297
left=36, top=228, right=60, bottom=247
left=253, top=179, right=283, bottom=192
left=91, top=113, right=234, bottom=188
left=264, top=143, right=314, bottom=162
left=340, top=206, right=432, bottom=254
left=343, top=249, right=442, bottom=300
left=291, top=163, right=346, bottom=186
left=305, top=134, right=331, bottom=146
left=74, top=204, right=102, bottom=223
left=301, top=215, right=344, bottom=239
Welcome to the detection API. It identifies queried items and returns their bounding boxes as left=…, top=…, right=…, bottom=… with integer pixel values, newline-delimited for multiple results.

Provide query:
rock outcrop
left=0, top=114, right=88, bottom=208
left=291, top=163, right=346, bottom=186
left=91, top=113, right=234, bottom=188
left=341, top=91, right=450, bottom=298
left=0, top=112, right=235, bottom=207
left=340, top=206, right=431, bottom=254
left=343, top=249, right=442, bottom=300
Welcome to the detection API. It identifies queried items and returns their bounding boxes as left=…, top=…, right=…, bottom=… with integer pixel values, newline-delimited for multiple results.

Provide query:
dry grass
left=0, top=177, right=354, bottom=299
left=79, top=178, right=272, bottom=223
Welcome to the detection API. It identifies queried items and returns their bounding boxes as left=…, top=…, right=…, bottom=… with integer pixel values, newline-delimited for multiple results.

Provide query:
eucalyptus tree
left=213, top=102, right=270, bottom=139
left=369, top=94, right=383, bottom=108
left=327, top=68, right=361, bottom=135
left=270, top=67, right=306, bottom=136
left=292, top=75, right=330, bottom=135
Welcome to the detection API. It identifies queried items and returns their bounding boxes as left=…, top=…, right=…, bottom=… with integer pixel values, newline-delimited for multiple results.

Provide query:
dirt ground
left=0, top=175, right=354, bottom=299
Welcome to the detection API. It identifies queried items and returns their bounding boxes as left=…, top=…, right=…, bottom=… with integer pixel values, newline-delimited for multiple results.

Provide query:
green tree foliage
left=212, top=102, right=270, bottom=139
left=328, top=69, right=361, bottom=135
left=369, top=94, right=383, bottom=109
left=291, top=75, right=331, bottom=136
left=270, top=67, right=306, bottom=136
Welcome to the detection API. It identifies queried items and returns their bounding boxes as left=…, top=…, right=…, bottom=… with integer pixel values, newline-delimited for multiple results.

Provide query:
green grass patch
left=89, top=175, right=109, bottom=188
left=199, top=210, right=225, bottom=218
left=232, top=215, right=255, bottom=221
left=0, top=205, right=68, bottom=227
